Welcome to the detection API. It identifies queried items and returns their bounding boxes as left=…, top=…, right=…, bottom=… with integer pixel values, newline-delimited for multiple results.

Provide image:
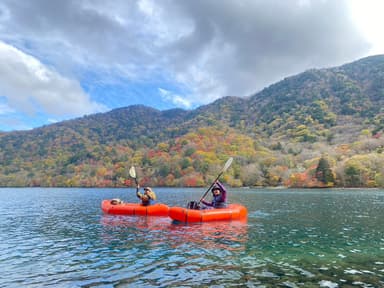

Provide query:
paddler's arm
left=201, top=198, right=212, bottom=206
left=136, top=184, right=142, bottom=198
left=216, top=180, right=227, bottom=202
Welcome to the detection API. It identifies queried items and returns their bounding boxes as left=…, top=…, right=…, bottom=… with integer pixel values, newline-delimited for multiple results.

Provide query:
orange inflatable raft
left=169, top=204, right=247, bottom=223
left=101, top=199, right=170, bottom=216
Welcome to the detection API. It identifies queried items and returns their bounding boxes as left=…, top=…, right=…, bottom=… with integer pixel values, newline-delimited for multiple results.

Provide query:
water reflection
left=101, top=214, right=170, bottom=231
left=98, top=215, right=249, bottom=287
left=100, top=215, right=248, bottom=251
left=167, top=220, right=248, bottom=251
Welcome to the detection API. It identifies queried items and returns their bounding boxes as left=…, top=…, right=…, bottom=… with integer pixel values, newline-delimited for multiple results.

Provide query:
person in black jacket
left=201, top=180, right=227, bottom=208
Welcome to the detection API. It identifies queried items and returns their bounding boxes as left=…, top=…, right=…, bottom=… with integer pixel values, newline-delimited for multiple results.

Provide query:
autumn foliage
left=1, top=55, right=384, bottom=187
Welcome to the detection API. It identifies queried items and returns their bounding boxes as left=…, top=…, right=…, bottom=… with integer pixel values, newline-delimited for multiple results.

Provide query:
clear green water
left=1, top=188, right=383, bottom=287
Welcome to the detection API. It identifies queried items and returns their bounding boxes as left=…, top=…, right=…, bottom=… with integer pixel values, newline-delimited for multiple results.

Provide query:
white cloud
left=0, top=0, right=379, bottom=130
left=48, top=118, right=58, bottom=124
left=0, top=102, right=14, bottom=114
left=0, top=41, right=106, bottom=117
left=159, top=88, right=191, bottom=108
left=348, top=0, right=384, bottom=55
left=161, top=0, right=370, bottom=97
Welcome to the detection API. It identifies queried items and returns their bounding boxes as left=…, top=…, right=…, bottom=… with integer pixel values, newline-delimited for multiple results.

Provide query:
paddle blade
left=129, top=166, right=136, bottom=178
left=222, top=157, right=233, bottom=173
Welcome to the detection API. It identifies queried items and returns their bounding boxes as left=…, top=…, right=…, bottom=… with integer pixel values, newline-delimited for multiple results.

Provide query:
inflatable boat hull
left=169, top=204, right=247, bottom=223
left=101, top=199, right=170, bottom=216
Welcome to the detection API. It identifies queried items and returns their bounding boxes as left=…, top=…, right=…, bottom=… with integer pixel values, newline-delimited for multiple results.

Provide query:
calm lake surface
left=1, top=188, right=384, bottom=287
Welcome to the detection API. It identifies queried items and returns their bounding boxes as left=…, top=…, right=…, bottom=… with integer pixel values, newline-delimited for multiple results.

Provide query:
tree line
left=1, top=126, right=384, bottom=188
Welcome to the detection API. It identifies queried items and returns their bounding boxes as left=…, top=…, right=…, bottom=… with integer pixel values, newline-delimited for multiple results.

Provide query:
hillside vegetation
left=1, top=55, right=384, bottom=188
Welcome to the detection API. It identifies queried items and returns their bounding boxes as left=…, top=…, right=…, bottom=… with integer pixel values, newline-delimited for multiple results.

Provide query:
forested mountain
left=1, top=55, right=384, bottom=187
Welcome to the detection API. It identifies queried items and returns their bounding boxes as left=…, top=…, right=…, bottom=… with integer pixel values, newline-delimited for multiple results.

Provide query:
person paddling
left=136, top=185, right=156, bottom=206
left=201, top=180, right=227, bottom=208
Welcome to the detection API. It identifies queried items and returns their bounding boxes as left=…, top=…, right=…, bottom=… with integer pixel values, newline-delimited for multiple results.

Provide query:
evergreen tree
left=315, top=157, right=335, bottom=185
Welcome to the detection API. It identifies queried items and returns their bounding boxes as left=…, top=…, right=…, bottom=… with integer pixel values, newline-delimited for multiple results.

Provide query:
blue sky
left=0, top=0, right=383, bottom=131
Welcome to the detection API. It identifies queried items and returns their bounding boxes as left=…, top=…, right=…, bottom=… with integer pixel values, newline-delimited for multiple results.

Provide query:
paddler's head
left=144, top=187, right=156, bottom=200
left=211, top=186, right=221, bottom=196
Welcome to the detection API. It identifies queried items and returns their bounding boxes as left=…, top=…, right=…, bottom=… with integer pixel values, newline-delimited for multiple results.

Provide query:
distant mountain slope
left=3, top=54, right=383, bottom=145
left=242, top=55, right=384, bottom=142
left=1, top=55, right=384, bottom=187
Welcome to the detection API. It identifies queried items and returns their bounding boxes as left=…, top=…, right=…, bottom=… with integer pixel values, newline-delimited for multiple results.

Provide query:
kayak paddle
left=197, top=157, right=233, bottom=205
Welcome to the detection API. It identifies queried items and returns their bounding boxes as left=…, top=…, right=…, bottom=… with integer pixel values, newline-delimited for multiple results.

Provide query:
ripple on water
left=2, top=188, right=384, bottom=287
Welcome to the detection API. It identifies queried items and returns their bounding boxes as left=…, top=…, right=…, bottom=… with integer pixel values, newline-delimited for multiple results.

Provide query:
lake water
left=1, top=188, right=384, bottom=287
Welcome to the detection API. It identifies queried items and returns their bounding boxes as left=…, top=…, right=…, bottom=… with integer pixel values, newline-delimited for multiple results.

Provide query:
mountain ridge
left=1, top=54, right=384, bottom=187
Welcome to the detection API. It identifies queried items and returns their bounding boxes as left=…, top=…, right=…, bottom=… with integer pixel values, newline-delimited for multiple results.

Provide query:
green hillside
left=1, top=55, right=384, bottom=187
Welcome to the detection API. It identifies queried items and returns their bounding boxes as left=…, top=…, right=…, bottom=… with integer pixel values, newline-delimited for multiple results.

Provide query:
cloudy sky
left=0, top=0, right=383, bottom=131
